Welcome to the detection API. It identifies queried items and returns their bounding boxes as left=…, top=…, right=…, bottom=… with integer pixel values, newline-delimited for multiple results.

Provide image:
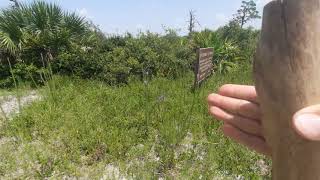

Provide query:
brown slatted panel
left=194, top=48, right=214, bottom=88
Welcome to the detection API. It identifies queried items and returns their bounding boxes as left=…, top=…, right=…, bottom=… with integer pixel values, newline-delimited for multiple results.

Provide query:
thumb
left=293, top=105, right=320, bottom=141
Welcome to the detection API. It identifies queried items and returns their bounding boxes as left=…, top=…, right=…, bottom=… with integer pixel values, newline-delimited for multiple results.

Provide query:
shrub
left=55, top=31, right=195, bottom=85
left=0, top=1, right=88, bottom=87
left=216, top=22, right=260, bottom=60
left=191, top=29, right=245, bottom=74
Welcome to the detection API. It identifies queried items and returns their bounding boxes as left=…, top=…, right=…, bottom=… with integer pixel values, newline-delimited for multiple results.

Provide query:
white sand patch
left=0, top=91, right=41, bottom=118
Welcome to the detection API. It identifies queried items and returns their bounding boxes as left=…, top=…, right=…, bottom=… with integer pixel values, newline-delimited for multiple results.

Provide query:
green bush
left=54, top=31, right=195, bottom=85
left=191, top=29, right=246, bottom=74
left=0, top=60, right=11, bottom=88
left=0, top=1, right=88, bottom=87
left=0, top=0, right=260, bottom=87
left=216, top=22, right=260, bottom=60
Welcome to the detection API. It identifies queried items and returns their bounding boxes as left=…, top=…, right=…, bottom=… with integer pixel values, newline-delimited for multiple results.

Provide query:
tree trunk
left=240, top=11, right=246, bottom=28
left=254, top=0, right=320, bottom=179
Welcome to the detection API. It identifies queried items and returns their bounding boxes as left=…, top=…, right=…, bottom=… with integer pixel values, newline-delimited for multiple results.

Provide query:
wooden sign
left=194, top=48, right=214, bottom=88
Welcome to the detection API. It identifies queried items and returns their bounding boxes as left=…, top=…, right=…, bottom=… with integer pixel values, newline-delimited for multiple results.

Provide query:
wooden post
left=254, top=0, right=320, bottom=179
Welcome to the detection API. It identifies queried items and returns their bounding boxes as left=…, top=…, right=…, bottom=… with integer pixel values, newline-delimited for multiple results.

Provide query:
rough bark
left=254, top=0, right=320, bottom=179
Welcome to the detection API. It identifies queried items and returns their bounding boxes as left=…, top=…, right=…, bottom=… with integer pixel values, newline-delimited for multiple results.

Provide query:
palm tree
left=0, top=1, right=88, bottom=61
left=0, top=7, right=24, bottom=56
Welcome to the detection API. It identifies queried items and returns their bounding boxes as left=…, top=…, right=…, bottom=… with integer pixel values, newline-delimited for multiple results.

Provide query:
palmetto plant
left=192, top=30, right=244, bottom=74
left=0, top=7, right=24, bottom=56
left=0, top=1, right=88, bottom=60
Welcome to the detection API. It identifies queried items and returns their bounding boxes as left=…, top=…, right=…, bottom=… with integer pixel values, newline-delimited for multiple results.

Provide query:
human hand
left=207, top=84, right=271, bottom=156
left=208, top=84, right=320, bottom=157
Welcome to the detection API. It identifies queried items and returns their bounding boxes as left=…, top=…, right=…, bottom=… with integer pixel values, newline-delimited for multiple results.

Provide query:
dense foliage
left=0, top=1, right=88, bottom=87
left=0, top=1, right=260, bottom=88
left=55, top=31, right=195, bottom=85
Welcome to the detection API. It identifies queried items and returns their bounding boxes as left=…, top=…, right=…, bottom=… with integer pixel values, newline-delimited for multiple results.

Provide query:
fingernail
left=294, top=113, right=320, bottom=141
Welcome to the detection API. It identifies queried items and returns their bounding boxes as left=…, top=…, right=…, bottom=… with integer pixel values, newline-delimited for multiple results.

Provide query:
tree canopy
left=233, top=0, right=261, bottom=28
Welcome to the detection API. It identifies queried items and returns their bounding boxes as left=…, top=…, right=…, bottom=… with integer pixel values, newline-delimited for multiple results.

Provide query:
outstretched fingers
left=209, top=106, right=263, bottom=137
left=218, top=84, right=259, bottom=104
left=207, top=84, right=271, bottom=156
left=208, top=93, right=261, bottom=120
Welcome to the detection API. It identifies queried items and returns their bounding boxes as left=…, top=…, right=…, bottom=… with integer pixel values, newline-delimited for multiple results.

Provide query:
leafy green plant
left=0, top=1, right=88, bottom=87
left=191, top=29, right=245, bottom=74
left=54, top=31, right=194, bottom=85
left=214, top=40, right=243, bottom=74
left=216, top=22, right=260, bottom=60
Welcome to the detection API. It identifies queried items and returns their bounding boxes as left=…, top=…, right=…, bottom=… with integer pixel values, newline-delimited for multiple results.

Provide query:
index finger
left=218, top=84, right=259, bottom=104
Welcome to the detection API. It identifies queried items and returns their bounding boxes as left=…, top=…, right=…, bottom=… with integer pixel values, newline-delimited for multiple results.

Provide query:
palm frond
left=0, top=0, right=89, bottom=57
left=0, top=31, right=18, bottom=54
left=63, top=12, right=87, bottom=36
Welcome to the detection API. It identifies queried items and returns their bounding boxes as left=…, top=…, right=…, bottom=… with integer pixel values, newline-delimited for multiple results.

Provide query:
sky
left=0, top=0, right=273, bottom=35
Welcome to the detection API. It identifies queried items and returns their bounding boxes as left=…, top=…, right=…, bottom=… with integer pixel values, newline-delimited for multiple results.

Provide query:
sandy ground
left=0, top=91, right=41, bottom=119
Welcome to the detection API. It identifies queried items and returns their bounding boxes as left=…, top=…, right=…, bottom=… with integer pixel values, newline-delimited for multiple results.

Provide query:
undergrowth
left=0, top=64, right=271, bottom=179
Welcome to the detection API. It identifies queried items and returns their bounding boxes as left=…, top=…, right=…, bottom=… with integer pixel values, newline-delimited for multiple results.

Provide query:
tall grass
left=0, top=63, right=270, bottom=179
